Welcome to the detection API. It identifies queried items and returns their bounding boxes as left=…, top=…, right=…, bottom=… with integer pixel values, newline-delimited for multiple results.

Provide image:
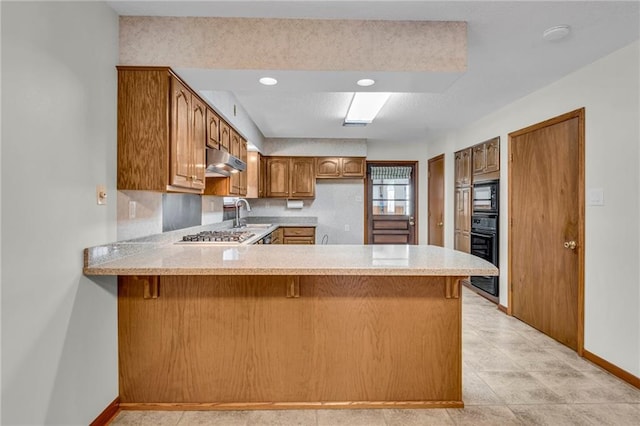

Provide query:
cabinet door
left=258, top=154, right=266, bottom=198
left=472, top=145, right=486, bottom=175
left=206, top=108, right=220, bottom=149
left=454, top=187, right=471, bottom=233
left=266, top=157, right=290, bottom=198
left=460, top=148, right=472, bottom=186
left=170, top=76, right=192, bottom=189
left=454, top=231, right=470, bottom=253
left=454, top=151, right=462, bottom=186
left=485, top=139, right=500, bottom=172
left=316, top=158, right=341, bottom=178
left=290, top=157, right=315, bottom=198
left=230, top=129, right=241, bottom=157
left=219, top=121, right=230, bottom=152
left=460, top=187, right=471, bottom=233
left=342, top=158, right=365, bottom=177
left=239, top=138, right=247, bottom=195
left=190, top=96, right=207, bottom=190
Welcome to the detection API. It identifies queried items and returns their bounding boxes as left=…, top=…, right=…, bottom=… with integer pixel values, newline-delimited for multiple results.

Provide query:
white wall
left=1, top=2, right=119, bottom=424
left=427, top=41, right=640, bottom=376
left=248, top=180, right=365, bottom=244
left=366, top=138, right=430, bottom=244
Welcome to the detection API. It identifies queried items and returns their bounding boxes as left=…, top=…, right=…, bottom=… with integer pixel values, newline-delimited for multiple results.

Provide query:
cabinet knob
left=563, top=240, right=577, bottom=250
left=438, top=222, right=443, bottom=227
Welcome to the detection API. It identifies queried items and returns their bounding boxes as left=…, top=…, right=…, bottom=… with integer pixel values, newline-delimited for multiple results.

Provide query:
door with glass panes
left=366, top=162, right=418, bottom=244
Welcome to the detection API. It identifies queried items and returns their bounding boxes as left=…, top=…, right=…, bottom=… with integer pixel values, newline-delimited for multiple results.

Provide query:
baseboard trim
left=497, top=304, right=508, bottom=314
left=90, top=397, right=120, bottom=426
left=583, top=349, right=640, bottom=389
left=119, top=400, right=464, bottom=411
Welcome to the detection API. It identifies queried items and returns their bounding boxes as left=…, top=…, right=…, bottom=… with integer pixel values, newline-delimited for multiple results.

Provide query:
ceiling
left=107, top=1, right=640, bottom=143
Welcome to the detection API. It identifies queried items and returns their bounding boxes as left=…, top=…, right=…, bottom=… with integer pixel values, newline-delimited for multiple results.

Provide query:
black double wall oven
left=470, top=180, right=499, bottom=299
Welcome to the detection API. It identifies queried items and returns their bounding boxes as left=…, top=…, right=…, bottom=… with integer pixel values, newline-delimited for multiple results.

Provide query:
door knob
left=563, top=240, right=577, bottom=250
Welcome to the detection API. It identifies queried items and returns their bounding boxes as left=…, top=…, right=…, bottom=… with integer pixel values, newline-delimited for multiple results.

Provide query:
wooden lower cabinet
left=282, top=227, right=315, bottom=244
left=455, top=231, right=470, bottom=253
left=117, top=275, right=463, bottom=408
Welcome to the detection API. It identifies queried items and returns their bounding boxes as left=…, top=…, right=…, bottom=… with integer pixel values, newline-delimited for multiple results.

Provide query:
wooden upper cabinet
left=290, top=157, right=315, bottom=198
left=190, top=96, right=206, bottom=190
left=239, top=137, right=248, bottom=196
left=316, top=157, right=365, bottom=178
left=342, top=157, right=365, bottom=177
left=484, top=138, right=500, bottom=172
left=117, top=67, right=206, bottom=193
left=246, top=151, right=263, bottom=198
left=258, top=154, right=266, bottom=198
left=230, top=129, right=241, bottom=157
left=266, top=157, right=290, bottom=198
left=472, top=145, right=486, bottom=175
left=170, top=77, right=192, bottom=189
left=206, top=108, right=221, bottom=149
left=454, top=148, right=472, bottom=187
left=219, top=121, right=230, bottom=152
left=265, top=157, right=315, bottom=198
left=472, top=137, right=500, bottom=182
left=316, top=158, right=341, bottom=178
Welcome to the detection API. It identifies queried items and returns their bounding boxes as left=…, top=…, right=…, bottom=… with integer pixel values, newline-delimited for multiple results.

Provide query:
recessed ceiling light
left=259, top=77, right=278, bottom=86
left=543, top=25, right=571, bottom=41
left=357, top=78, right=375, bottom=87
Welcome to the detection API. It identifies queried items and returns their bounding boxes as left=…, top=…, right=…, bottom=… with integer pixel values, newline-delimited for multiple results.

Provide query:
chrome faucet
left=234, top=198, right=251, bottom=228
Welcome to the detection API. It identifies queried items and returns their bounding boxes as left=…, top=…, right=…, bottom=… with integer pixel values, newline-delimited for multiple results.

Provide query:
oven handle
left=470, top=230, right=497, bottom=238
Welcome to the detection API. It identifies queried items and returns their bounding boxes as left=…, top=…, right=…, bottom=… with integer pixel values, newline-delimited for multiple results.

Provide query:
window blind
left=370, top=166, right=412, bottom=180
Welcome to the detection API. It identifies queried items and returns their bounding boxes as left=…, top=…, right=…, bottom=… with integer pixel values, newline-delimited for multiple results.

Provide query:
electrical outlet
left=96, top=185, right=107, bottom=205
left=344, top=224, right=350, bottom=232
left=128, top=201, right=137, bottom=219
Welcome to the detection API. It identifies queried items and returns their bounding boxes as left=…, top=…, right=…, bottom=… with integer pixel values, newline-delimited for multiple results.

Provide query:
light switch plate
left=129, top=200, right=137, bottom=218
left=588, top=188, right=604, bottom=206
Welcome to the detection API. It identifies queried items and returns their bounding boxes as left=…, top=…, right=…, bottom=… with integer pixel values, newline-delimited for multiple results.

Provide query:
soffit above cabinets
left=109, top=1, right=640, bottom=142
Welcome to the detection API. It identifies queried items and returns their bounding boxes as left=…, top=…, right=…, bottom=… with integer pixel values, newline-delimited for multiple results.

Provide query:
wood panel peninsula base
left=118, top=274, right=465, bottom=410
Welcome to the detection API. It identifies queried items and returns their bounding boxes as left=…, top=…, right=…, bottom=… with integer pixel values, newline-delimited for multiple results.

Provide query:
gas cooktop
left=177, top=230, right=255, bottom=244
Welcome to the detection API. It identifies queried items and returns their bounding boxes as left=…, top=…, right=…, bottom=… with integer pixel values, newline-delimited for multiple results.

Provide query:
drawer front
left=283, top=227, right=315, bottom=237
left=283, top=237, right=315, bottom=245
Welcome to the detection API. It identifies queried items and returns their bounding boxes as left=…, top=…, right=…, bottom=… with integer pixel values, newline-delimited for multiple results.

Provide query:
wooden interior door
left=366, top=162, right=418, bottom=244
left=428, top=154, right=445, bottom=246
left=509, top=109, right=584, bottom=352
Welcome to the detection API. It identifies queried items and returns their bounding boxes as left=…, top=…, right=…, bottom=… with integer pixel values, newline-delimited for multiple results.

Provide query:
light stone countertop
left=83, top=243, right=498, bottom=277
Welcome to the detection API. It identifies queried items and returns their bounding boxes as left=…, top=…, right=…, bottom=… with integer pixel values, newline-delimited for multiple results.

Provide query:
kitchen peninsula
left=84, top=228, right=497, bottom=410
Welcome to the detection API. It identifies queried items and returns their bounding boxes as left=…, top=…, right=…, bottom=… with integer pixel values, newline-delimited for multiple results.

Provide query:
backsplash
left=162, top=193, right=202, bottom=232
left=117, top=180, right=363, bottom=244
left=118, top=191, right=226, bottom=240
left=247, top=180, right=364, bottom=244
left=117, top=190, right=162, bottom=240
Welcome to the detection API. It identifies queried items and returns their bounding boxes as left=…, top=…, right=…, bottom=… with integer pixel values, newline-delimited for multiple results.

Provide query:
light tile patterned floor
left=111, top=287, right=640, bottom=425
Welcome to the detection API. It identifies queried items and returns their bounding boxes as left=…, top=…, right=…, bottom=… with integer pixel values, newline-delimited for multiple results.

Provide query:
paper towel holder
left=286, top=199, right=304, bottom=209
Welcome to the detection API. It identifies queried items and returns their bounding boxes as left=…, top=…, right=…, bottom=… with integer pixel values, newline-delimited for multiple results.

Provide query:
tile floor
left=111, top=287, right=640, bottom=425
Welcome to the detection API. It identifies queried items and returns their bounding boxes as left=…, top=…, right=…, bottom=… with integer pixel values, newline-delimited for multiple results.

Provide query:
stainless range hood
left=205, top=148, right=246, bottom=177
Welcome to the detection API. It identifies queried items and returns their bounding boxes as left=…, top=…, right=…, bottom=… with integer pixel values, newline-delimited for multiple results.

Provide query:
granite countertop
left=84, top=243, right=498, bottom=277
left=83, top=215, right=498, bottom=277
